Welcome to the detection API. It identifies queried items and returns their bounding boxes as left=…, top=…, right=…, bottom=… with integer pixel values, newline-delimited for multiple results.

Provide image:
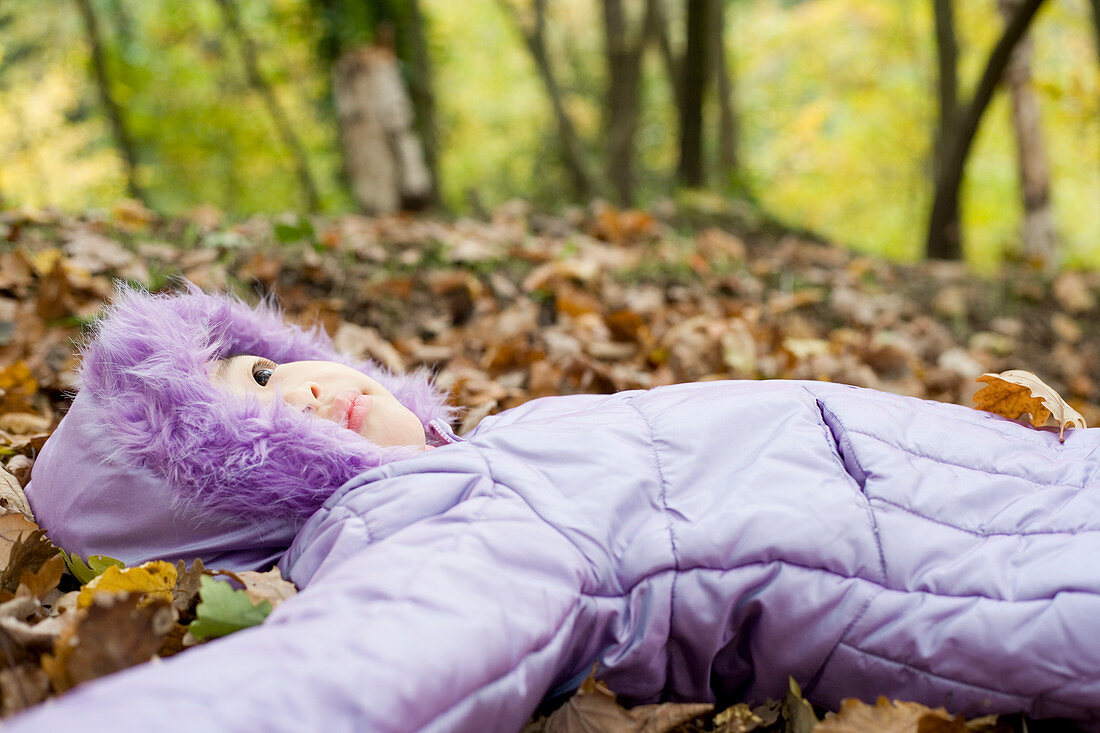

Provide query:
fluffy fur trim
left=77, top=284, right=453, bottom=522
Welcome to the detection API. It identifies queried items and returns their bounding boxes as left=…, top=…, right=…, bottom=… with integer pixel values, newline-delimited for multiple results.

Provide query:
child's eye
left=251, top=360, right=276, bottom=387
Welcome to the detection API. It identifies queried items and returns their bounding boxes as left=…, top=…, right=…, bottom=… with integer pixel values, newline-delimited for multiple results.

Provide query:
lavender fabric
left=9, top=380, right=1100, bottom=731
left=25, top=286, right=452, bottom=568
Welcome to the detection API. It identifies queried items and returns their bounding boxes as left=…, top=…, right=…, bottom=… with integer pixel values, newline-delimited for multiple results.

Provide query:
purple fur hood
left=26, top=285, right=452, bottom=570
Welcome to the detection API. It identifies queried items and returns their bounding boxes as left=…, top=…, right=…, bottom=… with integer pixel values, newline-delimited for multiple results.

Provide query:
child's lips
left=333, top=391, right=371, bottom=433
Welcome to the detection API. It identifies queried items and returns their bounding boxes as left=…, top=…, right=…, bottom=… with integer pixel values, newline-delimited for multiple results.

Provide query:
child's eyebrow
left=211, top=356, right=237, bottom=380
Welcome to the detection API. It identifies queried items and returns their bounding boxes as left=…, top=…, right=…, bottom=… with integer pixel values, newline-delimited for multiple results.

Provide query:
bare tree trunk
left=710, top=0, right=738, bottom=177
left=498, top=0, right=595, bottom=201
left=73, top=0, right=146, bottom=203
left=652, top=0, right=683, bottom=122
left=931, top=0, right=959, bottom=250
left=334, top=45, right=433, bottom=214
left=602, top=0, right=660, bottom=206
left=998, top=0, right=1055, bottom=267
left=406, top=0, right=441, bottom=208
left=214, top=0, right=321, bottom=212
left=677, top=0, right=709, bottom=186
left=925, top=0, right=1045, bottom=260
left=1091, top=0, right=1100, bottom=67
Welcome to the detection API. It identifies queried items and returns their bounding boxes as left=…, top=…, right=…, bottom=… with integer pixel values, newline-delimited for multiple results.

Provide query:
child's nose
left=284, top=382, right=323, bottom=411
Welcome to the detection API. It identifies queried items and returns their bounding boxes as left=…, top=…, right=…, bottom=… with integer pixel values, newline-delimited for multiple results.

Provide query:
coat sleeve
left=5, top=466, right=597, bottom=733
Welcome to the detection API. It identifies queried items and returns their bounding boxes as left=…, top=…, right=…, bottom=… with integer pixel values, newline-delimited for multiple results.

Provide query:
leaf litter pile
left=1, top=200, right=1097, bottom=730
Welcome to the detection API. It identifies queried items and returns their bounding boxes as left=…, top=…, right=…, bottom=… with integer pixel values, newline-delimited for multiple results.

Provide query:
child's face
left=212, top=357, right=427, bottom=449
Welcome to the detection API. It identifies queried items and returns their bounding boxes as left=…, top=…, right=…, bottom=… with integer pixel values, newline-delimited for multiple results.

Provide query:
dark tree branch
left=498, top=0, right=594, bottom=201
left=710, top=0, right=738, bottom=176
left=677, top=0, right=709, bottom=186
left=73, top=0, right=146, bottom=203
left=214, top=0, right=321, bottom=212
left=925, top=0, right=1045, bottom=260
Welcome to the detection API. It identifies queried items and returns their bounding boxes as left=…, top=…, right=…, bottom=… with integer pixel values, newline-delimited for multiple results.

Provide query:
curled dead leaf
left=974, top=370, right=1086, bottom=440
left=813, top=696, right=966, bottom=733
left=0, top=468, right=34, bottom=521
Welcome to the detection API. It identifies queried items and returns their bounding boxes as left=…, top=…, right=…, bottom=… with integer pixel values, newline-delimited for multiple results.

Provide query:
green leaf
left=62, top=550, right=125, bottom=584
left=188, top=575, right=272, bottom=641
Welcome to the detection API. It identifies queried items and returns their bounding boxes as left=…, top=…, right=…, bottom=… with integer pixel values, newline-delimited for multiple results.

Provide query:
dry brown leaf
left=172, top=558, right=205, bottom=615
left=43, top=594, right=175, bottom=692
left=229, top=567, right=297, bottom=609
left=544, top=671, right=710, bottom=733
left=0, top=413, right=49, bottom=435
left=3, top=455, right=33, bottom=490
left=0, top=514, right=43, bottom=573
left=974, top=370, right=1087, bottom=440
left=813, top=697, right=962, bottom=733
left=0, top=468, right=34, bottom=521
left=0, top=361, right=36, bottom=414
left=0, top=663, right=49, bottom=716
left=13, top=554, right=64, bottom=603
left=0, top=529, right=58, bottom=599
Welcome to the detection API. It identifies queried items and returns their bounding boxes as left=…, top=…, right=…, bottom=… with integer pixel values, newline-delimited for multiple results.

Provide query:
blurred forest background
left=0, top=0, right=1098, bottom=269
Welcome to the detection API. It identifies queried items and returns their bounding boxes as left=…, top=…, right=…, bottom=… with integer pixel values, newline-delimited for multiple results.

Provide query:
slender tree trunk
left=925, top=0, right=1045, bottom=260
left=602, top=0, right=660, bottom=206
left=998, top=0, right=1055, bottom=267
left=73, top=0, right=145, bottom=203
left=931, top=0, right=959, bottom=249
left=677, top=0, right=709, bottom=186
left=405, top=0, right=441, bottom=208
left=1090, top=0, right=1100, bottom=67
left=710, top=0, right=738, bottom=177
left=653, top=0, right=683, bottom=122
left=214, top=0, right=321, bottom=212
left=498, top=0, right=595, bottom=201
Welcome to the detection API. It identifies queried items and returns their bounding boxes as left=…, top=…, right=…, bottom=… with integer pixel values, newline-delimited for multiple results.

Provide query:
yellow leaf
left=77, top=561, right=178, bottom=608
left=813, top=696, right=967, bottom=733
left=974, top=370, right=1087, bottom=441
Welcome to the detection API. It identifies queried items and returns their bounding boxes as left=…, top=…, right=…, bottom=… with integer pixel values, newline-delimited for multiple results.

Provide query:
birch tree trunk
left=334, top=45, right=432, bottom=214
left=998, top=0, right=1056, bottom=267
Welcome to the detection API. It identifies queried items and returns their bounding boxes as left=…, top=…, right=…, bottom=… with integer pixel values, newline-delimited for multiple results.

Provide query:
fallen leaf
left=43, top=594, right=174, bottom=692
left=0, top=514, right=42, bottom=573
left=974, top=370, right=1087, bottom=440
left=0, top=362, right=36, bottom=414
left=0, top=468, right=33, bottom=521
left=3, top=455, right=32, bottom=489
left=61, top=551, right=125, bottom=584
left=172, top=558, right=205, bottom=616
left=813, top=696, right=964, bottom=733
left=187, top=575, right=272, bottom=641
left=77, top=561, right=177, bottom=608
left=784, top=677, right=819, bottom=733
left=12, top=554, right=64, bottom=603
left=0, top=663, right=49, bottom=716
left=0, top=413, right=49, bottom=435
left=544, top=670, right=711, bottom=733
left=225, top=567, right=297, bottom=609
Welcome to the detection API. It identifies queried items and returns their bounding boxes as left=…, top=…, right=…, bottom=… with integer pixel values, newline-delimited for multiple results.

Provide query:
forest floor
left=0, top=199, right=1095, bottom=730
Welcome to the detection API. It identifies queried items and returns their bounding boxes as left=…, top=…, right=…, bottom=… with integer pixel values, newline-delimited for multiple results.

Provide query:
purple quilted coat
left=11, top=379, right=1100, bottom=731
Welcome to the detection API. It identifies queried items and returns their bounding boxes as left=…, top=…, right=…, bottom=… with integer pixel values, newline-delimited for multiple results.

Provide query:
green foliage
left=0, top=0, right=1096, bottom=265
left=62, top=550, right=126, bottom=584
left=187, top=574, right=272, bottom=640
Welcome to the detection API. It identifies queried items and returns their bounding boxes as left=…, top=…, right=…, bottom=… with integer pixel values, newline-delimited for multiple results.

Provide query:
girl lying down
left=14, top=285, right=1100, bottom=731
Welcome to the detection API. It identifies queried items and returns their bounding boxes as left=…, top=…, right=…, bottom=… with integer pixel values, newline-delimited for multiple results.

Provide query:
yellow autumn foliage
left=77, top=561, right=178, bottom=609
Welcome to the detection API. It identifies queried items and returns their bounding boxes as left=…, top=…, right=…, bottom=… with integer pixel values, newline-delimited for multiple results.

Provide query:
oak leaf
left=43, top=594, right=174, bottom=692
left=77, top=561, right=177, bottom=609
left=541, top=670, right=711, bottom=733
left=974, top=370, right=1086, bottom=440
left=813, top=696, right=966, bottom=733
left=61, top=551, right=125, bottom=584
left=187, top=575, right=272, bottom=640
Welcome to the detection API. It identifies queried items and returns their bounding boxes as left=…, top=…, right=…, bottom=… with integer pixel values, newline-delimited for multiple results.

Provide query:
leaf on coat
left=42, top=593, right=175, bottom=692
left=812, top=696, right=976, bottom=732
left=973, top=370, right=1086, bottom=440
left=220, top=567, right=297, bottom=609
left=187, top=575, right=272, bottom=641
left=61, top=550, right=125, bottom=585
left=76, top=561, right=177, bottom=609
left=543, top=670, right=711, bottom=733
